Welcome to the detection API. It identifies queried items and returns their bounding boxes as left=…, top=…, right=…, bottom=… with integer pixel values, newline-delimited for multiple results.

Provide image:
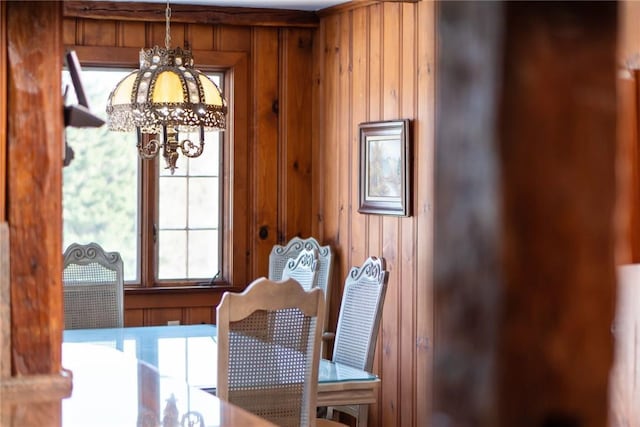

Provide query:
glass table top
left=63, top=324, right=378, bottom=390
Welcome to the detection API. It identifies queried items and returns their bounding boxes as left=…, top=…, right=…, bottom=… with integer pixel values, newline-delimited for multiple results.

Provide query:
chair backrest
left=217, top=277, right=325, bottom=427
left=269, top=237, right=333, bottom=330
left=62, top=242, right=124, bottom=329
left=332, top=256, right=389, bottom=371
left=281, top=247, right=319, bottom=291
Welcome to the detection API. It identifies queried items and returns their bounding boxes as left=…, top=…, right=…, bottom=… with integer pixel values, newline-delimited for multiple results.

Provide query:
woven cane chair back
left=269, top=237, right=333, bottom=330
left=281, top=248, right=319, bottom=291
left=327, top=256, right=388, bottom=427
left=62, top=242, right=124, bottom=329
left=217, top=277, right=325, bottom=427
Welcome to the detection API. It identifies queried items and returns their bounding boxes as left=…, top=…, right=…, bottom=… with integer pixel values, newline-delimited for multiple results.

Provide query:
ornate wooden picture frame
left=358, top=119, right=411, bottom=216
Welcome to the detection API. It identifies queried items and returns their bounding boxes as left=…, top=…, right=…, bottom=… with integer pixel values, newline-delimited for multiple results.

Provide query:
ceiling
left=106, top=0, right=352, bottom=11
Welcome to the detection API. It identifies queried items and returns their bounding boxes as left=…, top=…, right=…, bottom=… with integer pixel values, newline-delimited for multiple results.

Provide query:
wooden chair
left=325, top=256, right=389, bottom=427
left=269, top=237, right=334, bottom=347
left=281, top=247, right=319, bottom=291
left=217, top=277, right=325, bottom=427
left=62, top=242, right=124, bottom=329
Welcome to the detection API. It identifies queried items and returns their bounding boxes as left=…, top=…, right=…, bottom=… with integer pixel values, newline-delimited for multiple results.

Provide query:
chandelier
left=106, top=0, right=227, bottom=174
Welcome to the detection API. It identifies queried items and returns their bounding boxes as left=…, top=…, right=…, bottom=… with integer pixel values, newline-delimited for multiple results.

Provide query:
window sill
left=124, top=284, right=237, bottom=295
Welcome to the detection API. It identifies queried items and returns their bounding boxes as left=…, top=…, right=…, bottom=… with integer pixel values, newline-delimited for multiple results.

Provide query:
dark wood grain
left=499, top=3, right=617, bottom=427
left=0, top=2, right=5, bottom=224
left=63, top=1, right=319, bottom=28
left=7, top=0, right=64, bottom=376
left=615, top=70, right=640, bottom=265
left=279, top=28, right=314, bottom=241
left=251, top=27, right=279, bottom=279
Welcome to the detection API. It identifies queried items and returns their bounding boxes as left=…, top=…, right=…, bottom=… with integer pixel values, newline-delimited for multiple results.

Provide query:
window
left=62, top=68, right=224, bottom=286
left=157, top=127, right=221, bottom=281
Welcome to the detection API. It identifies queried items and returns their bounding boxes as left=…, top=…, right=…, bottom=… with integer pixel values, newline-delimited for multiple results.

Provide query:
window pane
left=188, top=178, right=218, bottom=229
left=188, top=230, right=218, bottom=279
left=188, top=131, right=220, bottom=176
left=159, top=177, right=187, bottom=228
left=158, top=230, right=186, bottom=279
left=156, top=73, right=223, bottom=282
left=62, top=69, right=140, bottom=282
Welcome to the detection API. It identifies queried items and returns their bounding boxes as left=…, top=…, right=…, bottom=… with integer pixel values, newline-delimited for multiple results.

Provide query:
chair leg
left=356, top=405, right=368, bottom=427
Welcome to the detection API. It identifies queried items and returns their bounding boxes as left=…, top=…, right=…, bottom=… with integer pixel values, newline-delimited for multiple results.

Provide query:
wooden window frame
left=68, top=46, right=249, bottom=290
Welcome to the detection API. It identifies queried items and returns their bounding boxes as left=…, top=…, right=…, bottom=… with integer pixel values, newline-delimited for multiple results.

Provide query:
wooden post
left=435, top=2, right=618, bottom=426
left=6, top=0, right=64, bottom=376
left=499, top=3, right=617, bottom=426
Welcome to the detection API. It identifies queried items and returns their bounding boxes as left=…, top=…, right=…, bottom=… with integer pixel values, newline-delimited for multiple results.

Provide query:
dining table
left=58, top=342, right=276, bottom=427
left=62, top=324, right=380, bottom=408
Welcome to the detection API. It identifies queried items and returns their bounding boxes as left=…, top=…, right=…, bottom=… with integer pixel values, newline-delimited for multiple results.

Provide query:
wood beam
left=7, top=1, right=64, bottom=376
left=63, top=1, right=319, bottom=28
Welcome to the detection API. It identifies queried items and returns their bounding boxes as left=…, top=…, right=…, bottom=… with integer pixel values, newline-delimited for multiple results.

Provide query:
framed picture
left=358, top=119, right=411, bottom=216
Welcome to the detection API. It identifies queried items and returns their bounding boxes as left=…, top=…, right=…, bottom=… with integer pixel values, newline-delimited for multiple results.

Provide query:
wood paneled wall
left=314, top=3, right=434, bottom=426
left=63, top=3, right=434, bottom=425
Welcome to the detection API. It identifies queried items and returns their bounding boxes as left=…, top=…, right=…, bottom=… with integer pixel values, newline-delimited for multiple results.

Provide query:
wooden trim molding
left=63, top=1, right=319, bottom=28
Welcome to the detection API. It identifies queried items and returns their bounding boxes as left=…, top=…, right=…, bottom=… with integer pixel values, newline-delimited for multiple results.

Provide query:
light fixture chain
left=165, top=0, right=171, bottom=50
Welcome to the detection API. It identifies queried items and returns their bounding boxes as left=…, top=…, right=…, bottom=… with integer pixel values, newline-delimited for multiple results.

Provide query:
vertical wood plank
left=7, top=0, right=64, bottom=375
left=311, top=17, right=325, bottom=241
left=322, top=15, right=340, bottom=251
left=120, top=21, right=146, bottom=48
left=146, top=308, right=182, bottom=326
left=124, top=309, right=144, bottom=327
left=63, top=18, right=77, bottom=47
left=190, top=24, right=214, bottom=50
left=185, top=307, right=214, bottom=325
left=367, top=3, right=383, bottom=259
left=415, top=1, right=435, bottom=426
left=366, top=5, right=383, bottom=426
left=380, top=4, right=401, bottom=427
left=615, top=71, right=638, bottom=264
left=349, top=5, right=368, bottom=288
left=632, top=70, right=640, bottom=263
left=251, top=27, right=279, bottom=279
left=499, top=3, right=617, bottom=426
left=279, top=28, right=313, bottom=240
left=399, top=4, right=416, bottom=426
left=81, top=19, right=117, bottom=46
left=0, top=0, right=5, bottom=224
left=334, top=9, right=351, bottom=323
left=228, top=53, right=250, bottom=287
left=219, top=26, right=252, bottom=53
